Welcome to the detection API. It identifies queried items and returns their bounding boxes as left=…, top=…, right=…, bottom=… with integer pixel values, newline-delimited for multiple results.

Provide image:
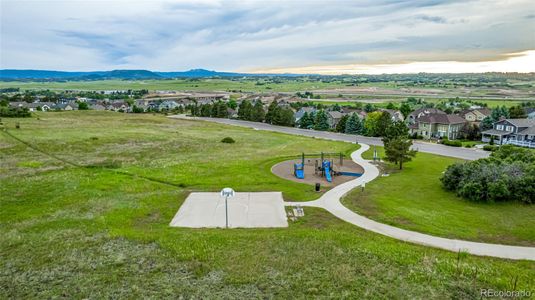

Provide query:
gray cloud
left=0, top=0, right=533, bottom=71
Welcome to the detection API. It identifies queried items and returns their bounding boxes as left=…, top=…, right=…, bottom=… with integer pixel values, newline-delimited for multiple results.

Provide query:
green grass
left=343, top=146, right=535, bottom=246
left=1, top=111, right=534, bottom=298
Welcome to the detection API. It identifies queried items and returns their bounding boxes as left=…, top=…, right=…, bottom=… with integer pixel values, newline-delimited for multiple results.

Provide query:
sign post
left=220, top=187, right=235, bottom=228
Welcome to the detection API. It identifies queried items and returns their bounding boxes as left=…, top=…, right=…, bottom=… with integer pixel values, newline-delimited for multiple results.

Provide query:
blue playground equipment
left=294, top=163, right=305, bottom=179
left=338, top=171, right=362, bottom=177
left=322, top=160, right=332, bottom=182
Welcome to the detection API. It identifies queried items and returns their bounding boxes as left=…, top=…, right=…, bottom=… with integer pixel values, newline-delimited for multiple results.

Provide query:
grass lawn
left=1, top=111, right=534, bottom=298
left=343, top=146, right=535, bottom=246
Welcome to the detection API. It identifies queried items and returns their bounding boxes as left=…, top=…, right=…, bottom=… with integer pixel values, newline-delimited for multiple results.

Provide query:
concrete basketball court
left=170, top=192, right=288, bottom=228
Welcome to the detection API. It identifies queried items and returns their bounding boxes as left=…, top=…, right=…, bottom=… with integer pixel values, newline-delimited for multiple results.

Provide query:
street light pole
left=220, top=187, right=235, bottom=229
left=225, top=195, right=228, bottom=228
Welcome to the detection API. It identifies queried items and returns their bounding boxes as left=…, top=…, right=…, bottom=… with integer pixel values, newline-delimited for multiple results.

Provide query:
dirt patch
left=272, top=158, right=364, bottom=187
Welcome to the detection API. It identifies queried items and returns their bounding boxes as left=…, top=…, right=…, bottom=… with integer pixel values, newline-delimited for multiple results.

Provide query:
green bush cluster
left=441, top=138, right=462, bottom=147
left=441, top=145, right=535, bottom=203
left=0, top=107, right=31, bottom=118
left=221, top=137, right=235, bottom=144
left=483, top=145, right=498, bottom=151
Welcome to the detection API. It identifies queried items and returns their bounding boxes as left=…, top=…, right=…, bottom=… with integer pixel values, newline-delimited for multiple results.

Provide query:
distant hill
left=0, top=69, right=264, bottom=80
left=156, top=69, right=245, bottom=78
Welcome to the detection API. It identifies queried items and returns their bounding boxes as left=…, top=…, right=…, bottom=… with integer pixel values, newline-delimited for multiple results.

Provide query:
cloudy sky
left=1, top=0, right=534, bottom=74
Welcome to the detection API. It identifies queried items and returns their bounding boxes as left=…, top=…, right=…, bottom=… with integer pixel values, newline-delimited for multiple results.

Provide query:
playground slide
left=295, top=169, right=305, bottom=179
left=324, top=165, right=332, bottom=182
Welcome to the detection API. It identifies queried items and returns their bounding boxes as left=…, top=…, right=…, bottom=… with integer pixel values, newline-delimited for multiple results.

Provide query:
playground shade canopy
left=170, top=192, right=288, bottom=228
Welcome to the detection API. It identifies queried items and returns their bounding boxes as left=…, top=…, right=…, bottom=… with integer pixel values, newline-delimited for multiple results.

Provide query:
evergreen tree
left=238, top=100, right=253, bottom=120
left=265, top=100, right=278, bottom=124
left=335, top=114, right=349, bottom=132
left=364, top=103, right=375, bottom=112
left=298, top=111, right=314, bottom=129
left=383, top=137, right=417, bottom=170
left=213, top=101, right=228, bottom=118
left=273, top=107, right=294, bottom=126
left=345, top=113, right=363, bottom=134
left=251, top=101, right=265, bottom=122
left=200, top=104, right=212, bottom=117
left=399, top=102, right=412, bottom=118
left=332, top=103, right=341, bottom=112
left=509, top=105, right=527, bottom=118
left=491, top=106, right=509, bottom=121
left=314, top=110, right=329, bottom=131
left=480, top=116, right=494, bottom=131
left=376, top=112, right=393, bottom=137
left=383, top=121, right=409, bottom=144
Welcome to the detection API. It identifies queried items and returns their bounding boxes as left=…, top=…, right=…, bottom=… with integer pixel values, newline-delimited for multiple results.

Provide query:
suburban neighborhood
left=5, top=89, right=535, bottom=149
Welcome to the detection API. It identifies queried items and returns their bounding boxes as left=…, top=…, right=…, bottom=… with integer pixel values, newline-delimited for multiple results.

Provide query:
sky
left=1, top=0, right=534, bottom=74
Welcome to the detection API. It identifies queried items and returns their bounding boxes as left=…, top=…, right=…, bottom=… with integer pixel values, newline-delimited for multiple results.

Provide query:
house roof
left=525, top=107, right=535, bottom=114
left=417, top=113, right=466, bottom=124
left=409, top=108, right=446, bottom=117
left=504, top=119, right=535, bottom=127
left=459, top=108, right=492, bottom=117
left=481, top=129, right=511, bottom=136
left=327, top=111, right=344, bottom=119
left=518, top=126, right=535, bottom=135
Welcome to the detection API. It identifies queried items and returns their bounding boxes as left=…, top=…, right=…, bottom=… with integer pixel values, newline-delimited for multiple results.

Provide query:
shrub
left=441, top=147, right=535, bottom=204
left=221, top=137, right=235, bottom=144
left=441, top=138, right=462, bottom=147
left=483, top=145, right=497, bottom=152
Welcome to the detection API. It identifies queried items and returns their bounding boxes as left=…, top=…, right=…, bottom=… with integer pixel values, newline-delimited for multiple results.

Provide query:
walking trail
left=285, top=143, right=535, bottom=261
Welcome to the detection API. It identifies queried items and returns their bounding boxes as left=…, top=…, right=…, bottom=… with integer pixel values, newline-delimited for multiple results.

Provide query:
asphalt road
left=171, top=116, right=490, bottom=161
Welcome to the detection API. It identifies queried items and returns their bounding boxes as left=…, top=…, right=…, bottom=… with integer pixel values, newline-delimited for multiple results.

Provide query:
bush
left=441, top=138, right=462, bottom=147
left=483, top=145, right=498, bottom=152
left=441, top=146, right=535, bottom=204
left=0, top=106, right=31, bottom=118
left=221, top=137, right=235, bottom=144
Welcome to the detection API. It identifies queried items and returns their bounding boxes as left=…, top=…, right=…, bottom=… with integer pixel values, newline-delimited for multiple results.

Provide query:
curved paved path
left=286, top=144, right=535, bottom=261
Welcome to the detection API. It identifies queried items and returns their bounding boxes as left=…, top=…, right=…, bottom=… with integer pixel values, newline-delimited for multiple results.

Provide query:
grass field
left=1, top=111, right=534, bottom=298
left=1, top=79, right=534, bottom=107
left=343, top=147, right=535, bottom=246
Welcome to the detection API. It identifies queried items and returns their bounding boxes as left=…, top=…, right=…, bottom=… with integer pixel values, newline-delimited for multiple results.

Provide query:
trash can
left=315, top=183, right=321, bottom=192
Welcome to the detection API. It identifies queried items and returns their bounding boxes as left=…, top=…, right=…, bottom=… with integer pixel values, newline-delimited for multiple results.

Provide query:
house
left=407, top=108, right=446, bottom=124
left=526, top=108, right=535, bottom=120
left=340, top=108, right=366, bottom=119
left=379, top=109, right=404, bottom=122
left=294, top=107, right=316, bottom=122
left=414, top=113, right=467, bottom=139
left=107, top=102, right=129, bottom=112
left=481, top=119, right=535, bottom=148
left=90, top=104, right=106, bottom=111
left=327, top=111, right=345, bottom=129
left=458, top=108, right=491, bottom=124
left=53, top=103, right=77, bottom=111
left=227, top=108, right=238, bottom=118
left=8, top=102, right=53, bottom=112
left=158, top=100, right=179, bottom=111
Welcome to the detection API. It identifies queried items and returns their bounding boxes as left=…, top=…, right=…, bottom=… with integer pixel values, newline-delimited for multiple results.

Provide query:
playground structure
left=272, top=152, right=364, bottom=187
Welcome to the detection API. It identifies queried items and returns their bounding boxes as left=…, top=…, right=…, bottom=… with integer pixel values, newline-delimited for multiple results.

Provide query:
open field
left=343, top=147, right=535, bottom=246
left=1, top=112, right=534, bottom=298
left=2, top=78, right=534, bottom=101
